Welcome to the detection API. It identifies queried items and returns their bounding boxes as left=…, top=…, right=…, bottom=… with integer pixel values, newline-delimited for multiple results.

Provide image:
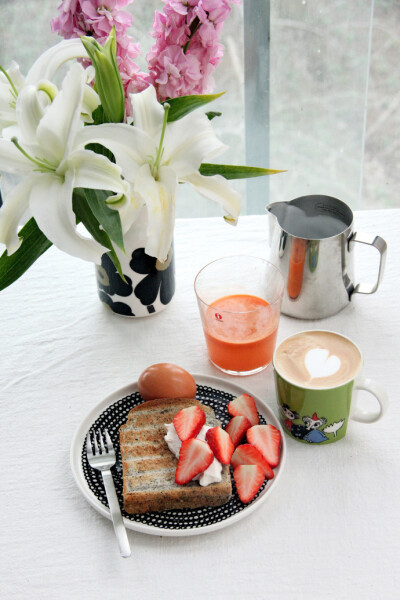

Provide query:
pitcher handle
left=348, top=232, right=387, bottom=295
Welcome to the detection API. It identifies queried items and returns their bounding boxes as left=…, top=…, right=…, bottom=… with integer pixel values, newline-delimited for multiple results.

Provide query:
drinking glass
left=194, top=256, right=284, bottom=376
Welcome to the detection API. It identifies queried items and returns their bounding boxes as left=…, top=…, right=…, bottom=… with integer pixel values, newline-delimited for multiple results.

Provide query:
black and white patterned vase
left=95, top=217, right=175, bottom=317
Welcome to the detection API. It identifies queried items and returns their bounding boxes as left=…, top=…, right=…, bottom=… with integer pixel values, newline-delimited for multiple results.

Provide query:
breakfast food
left=121, top=361, right=283, bottom=513
left=247, top=425, right=282, bottom=469
left=225, top=416, right=251, bottom=447
left=119, top=397, right=232, bottom=514
left=137, top=363, right=197, bottom=400
left=227, top=393, right=259, bottom=426
left=231, top=444, right=274, bottom=479
left=173, top=405, right=205, bottom=441
left=233, top=465, right=266, bottom=504
left=205, top=426, right=234, bottom=465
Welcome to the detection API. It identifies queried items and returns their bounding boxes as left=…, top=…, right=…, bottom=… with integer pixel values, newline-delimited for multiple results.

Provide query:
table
left=1, top=210, right=399, bottom=600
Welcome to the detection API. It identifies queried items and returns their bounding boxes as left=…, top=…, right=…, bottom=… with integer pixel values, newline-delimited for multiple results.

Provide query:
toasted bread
left=120, top=398, right=232, bottom=514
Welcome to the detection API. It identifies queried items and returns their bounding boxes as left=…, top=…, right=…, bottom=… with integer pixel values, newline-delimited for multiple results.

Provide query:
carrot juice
left=202, top=294, right=279, bottom=373
left=287, top=238, right=307, bottom=299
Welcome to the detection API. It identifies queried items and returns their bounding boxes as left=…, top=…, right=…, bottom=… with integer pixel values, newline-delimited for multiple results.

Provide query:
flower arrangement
left=0, top=1, right=281, bottom=291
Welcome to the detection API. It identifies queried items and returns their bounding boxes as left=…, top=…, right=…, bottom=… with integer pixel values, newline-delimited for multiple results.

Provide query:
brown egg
left=138, top=363, right=197, bottom=401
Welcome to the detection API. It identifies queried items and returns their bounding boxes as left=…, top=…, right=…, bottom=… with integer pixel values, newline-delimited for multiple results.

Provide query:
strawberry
left=247, top=424, right=281, bottom=468
left=225, top=416, right=251, bottom=446
left=205, top=426, right=234, bottom=465
left=231, top=444, right=274, bottom=479
left=227, top=394, right=259, bottom=426
left=233, top=465, right=265, bottom=504
left=173, top=405, right=206, bottom=441
left=175, top=439, right=214, bottom=485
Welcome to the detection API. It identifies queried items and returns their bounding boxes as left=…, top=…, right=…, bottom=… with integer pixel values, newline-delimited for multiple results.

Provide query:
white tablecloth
left=1, top=210, right=399, bottom=599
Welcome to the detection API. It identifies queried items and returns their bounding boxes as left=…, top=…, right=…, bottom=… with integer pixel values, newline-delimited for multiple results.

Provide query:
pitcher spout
left=266, top=201, right=288, bottom=248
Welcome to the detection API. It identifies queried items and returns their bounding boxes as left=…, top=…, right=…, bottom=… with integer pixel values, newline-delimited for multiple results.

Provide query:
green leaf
left=164, top=92, right=225, bottom=122
left=206, top=111, right=222, bottom=121
left=0, top=218, right=52, bottom=291
left=72, top=188, right=125, bottom=279
left=82, top=188, right=124, bottom=251
left=199, top=163, right=286, bottom=180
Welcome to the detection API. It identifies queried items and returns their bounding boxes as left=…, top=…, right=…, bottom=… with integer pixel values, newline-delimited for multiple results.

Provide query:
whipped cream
left=164, top=423, right=223, bottom=487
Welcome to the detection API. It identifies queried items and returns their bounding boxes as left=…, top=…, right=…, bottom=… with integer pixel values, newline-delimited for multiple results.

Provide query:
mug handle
left=350, top=376, right=389, bottom=423
left=348, top=232, right=387, bottom=295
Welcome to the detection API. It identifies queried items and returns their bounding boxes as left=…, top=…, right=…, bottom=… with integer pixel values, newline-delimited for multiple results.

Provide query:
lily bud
left=81, top=27, right=125, bottom=124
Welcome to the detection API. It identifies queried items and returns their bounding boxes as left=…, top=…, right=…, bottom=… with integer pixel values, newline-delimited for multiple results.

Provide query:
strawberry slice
left=173, top=405, right=206, bottom=441
left=231, top=444, right=274, bottom=479
left=233, top=465, right=265, bottom=504
left=227, top=394, right=259, bottom=426
left=247, top=424, right=281, bottom=468
left=225, top=416, right=252, bottom=446
left=205, top=426, right=234, bottom=464
left=175, top=439, right=214, bottom=485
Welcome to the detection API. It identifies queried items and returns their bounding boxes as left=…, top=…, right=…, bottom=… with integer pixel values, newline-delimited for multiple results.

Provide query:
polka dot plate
left=70, top=374, right=286, bottom=537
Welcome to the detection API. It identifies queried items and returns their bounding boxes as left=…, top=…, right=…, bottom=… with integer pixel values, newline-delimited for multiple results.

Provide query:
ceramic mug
left=273, top=330, right=388, bottom=444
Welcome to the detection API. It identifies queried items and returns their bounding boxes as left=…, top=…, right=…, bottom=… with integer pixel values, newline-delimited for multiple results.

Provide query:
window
left=1, top=1, right=398, bottom=215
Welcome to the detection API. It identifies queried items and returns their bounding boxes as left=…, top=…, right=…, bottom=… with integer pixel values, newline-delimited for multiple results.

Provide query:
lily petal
left=81, top=85, right=100, bottom=123
left=0, top=138, right=34, bottom=175
left=0, top=61, right=24, bottom=131
left=25, top=39, right=88, bottom=85
left=163, top=111, right=227, bottom=177
left=133, top=163, right=177, bottom=261
left=67, top=149, right=128, bottom=196
left=117, top=189, right=144, bottom=233
left=0, top=178, right=33, bottom=253
left=29, top=171, right=108, bottom=263
left=6, top=61, right=25, bottom=89
left=36, top=63, right=85, bottom=164
left=75, top=123, right=155, bottom=181
left=130, top=85, right=164, bottom=140
left=16, top=84, right=51, bottom=147
left=180, top=172, right=241, bottom=224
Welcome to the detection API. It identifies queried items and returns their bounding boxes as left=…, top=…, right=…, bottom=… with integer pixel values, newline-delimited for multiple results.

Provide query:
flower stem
left=152, top=102, right=170, bottom=179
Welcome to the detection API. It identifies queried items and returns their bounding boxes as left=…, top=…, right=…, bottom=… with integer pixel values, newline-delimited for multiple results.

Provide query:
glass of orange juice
left=194, top=256, right=284, bottom=376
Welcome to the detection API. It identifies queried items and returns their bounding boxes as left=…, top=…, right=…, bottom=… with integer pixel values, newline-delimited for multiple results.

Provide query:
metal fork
left=86, top=429, right=131, bottom=558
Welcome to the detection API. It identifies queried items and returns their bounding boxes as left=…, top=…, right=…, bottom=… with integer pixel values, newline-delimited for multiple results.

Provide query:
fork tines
left=86, top=429, right=114, bottom=455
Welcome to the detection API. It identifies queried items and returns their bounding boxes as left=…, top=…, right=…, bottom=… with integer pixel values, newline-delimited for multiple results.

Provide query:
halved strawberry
left=225, top=416, right=252, bottom=446
left=233, top=465, right=265, bottom=504
left=175, top=439, right=214, bottom=485
left=227, top=394, right=259, bottom=426
left=231, top=444, right=274, bottom=479
left=205, top=426, right=234, bottom=464
left=247, top=424, right=281, bottom=468
left=173, top=406, right=206, bottom=441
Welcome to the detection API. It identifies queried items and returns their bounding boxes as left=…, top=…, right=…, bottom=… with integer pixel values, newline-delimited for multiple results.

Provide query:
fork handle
left=101, top=470, right=131, bottom=558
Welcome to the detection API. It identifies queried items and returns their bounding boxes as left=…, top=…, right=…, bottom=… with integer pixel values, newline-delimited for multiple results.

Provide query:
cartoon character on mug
left=281, top=403, right=300, bottom=432
left=280, top=405, right=345, bottom=443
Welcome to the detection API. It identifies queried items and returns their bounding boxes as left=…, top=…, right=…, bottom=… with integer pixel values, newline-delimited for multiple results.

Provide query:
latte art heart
left=275, top=331, right=362, bottom=389
left=304, top=348, right=341, bottom=379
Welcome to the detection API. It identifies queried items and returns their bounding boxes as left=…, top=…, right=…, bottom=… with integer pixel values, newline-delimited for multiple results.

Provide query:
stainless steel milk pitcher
left=266, top=195, right=387, bottom=319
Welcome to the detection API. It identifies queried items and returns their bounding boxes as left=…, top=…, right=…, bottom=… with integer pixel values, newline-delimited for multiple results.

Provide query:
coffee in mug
left=273, top=330, right=388, bottom=444
left=274, top=330, right=362, bottom=389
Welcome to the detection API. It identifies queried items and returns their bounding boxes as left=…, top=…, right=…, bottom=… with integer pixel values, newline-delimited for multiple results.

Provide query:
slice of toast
left=120, top=397, right=232, bottom=514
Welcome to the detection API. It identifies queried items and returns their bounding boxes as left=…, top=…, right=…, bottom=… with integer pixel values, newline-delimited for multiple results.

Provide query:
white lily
left=76, top=85, right=241, bottom=261
left=0, top=61, right=24, bottom=131
left=0, top=62, right=128, bottom=263
left=0, top=39, right=97, bottom=136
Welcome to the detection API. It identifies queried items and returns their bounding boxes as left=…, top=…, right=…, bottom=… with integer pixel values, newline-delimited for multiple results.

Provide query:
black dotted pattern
left=81, top=385, right=269, bottom=531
